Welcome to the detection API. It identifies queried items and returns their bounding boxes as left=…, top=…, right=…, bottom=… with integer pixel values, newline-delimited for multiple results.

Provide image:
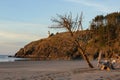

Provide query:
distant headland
left=15, top=12, right=120, bottom=60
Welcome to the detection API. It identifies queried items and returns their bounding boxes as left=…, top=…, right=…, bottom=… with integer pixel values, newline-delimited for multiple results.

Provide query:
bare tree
left=50, top=12, right=94, bottom=68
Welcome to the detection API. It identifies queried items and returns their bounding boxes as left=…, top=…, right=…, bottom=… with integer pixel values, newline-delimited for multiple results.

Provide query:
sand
left=0, top=60, right=120, bottom=80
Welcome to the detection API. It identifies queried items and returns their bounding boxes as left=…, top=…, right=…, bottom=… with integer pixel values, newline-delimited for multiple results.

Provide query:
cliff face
left=15, top=30, right=120, bottom=60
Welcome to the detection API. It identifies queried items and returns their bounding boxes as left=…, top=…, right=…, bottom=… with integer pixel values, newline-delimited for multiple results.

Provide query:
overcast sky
left=0, top=0, right=119, bottom=55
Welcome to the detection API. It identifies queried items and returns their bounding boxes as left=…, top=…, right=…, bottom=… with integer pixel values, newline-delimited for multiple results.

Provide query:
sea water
left=0, top=55, right=25, bottom=62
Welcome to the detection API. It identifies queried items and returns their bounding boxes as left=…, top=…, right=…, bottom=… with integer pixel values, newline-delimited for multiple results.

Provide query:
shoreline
left=0, top=60, right=120, bottom=80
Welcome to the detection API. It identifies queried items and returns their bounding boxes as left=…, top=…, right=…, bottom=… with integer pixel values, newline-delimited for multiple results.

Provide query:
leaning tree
left=50, top=12, right=94, bottom=68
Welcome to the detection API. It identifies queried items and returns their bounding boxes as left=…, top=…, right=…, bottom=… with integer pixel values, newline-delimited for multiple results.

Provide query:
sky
left=0, top=0, right=120, bottom=55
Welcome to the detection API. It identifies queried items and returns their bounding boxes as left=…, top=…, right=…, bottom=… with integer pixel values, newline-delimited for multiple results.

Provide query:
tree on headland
left=49, top=12, right=94, bottom=68
left=89, top=12, right=120, bottom=59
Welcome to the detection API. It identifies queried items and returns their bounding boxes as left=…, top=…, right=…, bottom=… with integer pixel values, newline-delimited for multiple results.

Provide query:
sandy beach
left=0, top=60, right=120, bottom=80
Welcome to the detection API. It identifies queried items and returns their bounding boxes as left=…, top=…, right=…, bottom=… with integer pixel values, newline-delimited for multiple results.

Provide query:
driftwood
left=97, top=51, right=120, bottom=71
left=97, top=60, right=114, bottom=71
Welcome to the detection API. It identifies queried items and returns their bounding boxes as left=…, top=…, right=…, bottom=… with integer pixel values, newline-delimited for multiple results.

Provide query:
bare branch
left=50, top=12, right=94, bottom=68
left=78, top=12, right=83, bottom=31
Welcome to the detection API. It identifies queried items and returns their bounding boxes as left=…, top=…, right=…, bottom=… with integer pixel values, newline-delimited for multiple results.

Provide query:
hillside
left=15, top=30, right=120, bottom=60
left=15, top=31, right=96, bottom=60
left=15, top=12, right=120, bottom=60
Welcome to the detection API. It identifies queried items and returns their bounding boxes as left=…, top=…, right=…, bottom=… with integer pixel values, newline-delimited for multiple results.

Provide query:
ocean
left=0, top=55, right=26, bottom=62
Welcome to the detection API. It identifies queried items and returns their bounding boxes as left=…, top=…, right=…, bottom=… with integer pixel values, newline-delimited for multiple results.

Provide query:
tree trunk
left=51, top=12, right=94, bottom=68
left=81, top=51, right=94, bottom=68
left=77, top=42, right=94, bottom=68
left=70, top=31, right=94, bottom=68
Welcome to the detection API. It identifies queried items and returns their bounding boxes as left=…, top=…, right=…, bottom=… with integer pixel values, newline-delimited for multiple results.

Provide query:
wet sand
left=0, top=60, right=120, bottom=80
